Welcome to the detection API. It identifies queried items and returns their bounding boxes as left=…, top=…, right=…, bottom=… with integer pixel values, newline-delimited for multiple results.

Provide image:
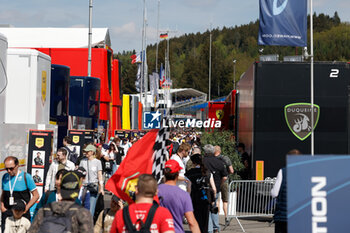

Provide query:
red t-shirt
left=110, top=203, right=175, bottom=233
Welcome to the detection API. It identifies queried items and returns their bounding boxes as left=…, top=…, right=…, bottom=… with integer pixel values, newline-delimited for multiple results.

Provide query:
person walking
left=158, top=160, right=200, bottom=233
left=101, top=143, right=117, bottom=179
left=4, top=199, right=31, bottom=233
left=63, top=136, right=79, bottom=164
left=271, top=149, right=301, bottom=233
left=0, top=156, right=39, bottom=232
left=186, top=153, right=217, bottom=233
left=94, top=195, right=123, bottom=233
left=79, top=144, right=104, bottom=216
left=170, top=143, right=191, bottom=191
left=110, top=174, right=175, bottom=233
left=29, top=170, right=94, bottom=233
left=203, top=144, right=228, bottom=233
left=214, top=145, right=234, bottom=225
left=45, top=148, right=75, bottom=192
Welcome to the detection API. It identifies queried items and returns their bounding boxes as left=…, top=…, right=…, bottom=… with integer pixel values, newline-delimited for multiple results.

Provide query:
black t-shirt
left=185, top=167, right=212, bottom=205
left=203, top=156, right=228, bottom=192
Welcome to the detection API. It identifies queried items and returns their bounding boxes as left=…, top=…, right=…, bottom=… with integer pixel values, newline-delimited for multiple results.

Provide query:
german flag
left=160, top=33, right=168, bottom=39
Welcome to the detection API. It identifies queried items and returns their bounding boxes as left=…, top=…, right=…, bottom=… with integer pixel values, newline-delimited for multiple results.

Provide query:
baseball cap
left=12, top=199, right=26, bottom=211
left=83, top=144, right=96, bottom=153
left=165, top=159, right=181, bottom=173
left=75, top=166, right=87, bottom=178
left=60, top=171, right=81, bottom=200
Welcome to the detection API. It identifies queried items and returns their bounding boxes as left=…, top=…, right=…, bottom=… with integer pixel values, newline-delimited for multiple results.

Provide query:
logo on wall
left=41, top=71, right=47, bottom=105
left=216, top=110, right=224, bottom=120
left=143, top=111, right=161, bottom=129
left=284, top=103, right=320, bottom=141
left=72, top=136, right=80, bottom=144
left=272, top=0, right=288, bottom=16
left=35, top=138, right=44, bottom=148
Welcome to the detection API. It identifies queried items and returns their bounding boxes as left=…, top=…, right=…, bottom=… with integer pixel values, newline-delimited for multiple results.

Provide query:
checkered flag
left=152, top=125, right=170, bottom=183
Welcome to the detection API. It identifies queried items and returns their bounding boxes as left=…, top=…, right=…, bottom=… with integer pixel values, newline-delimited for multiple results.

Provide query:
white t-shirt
left=79, top=158, right=102, bottom=184
left=4, top=216, right=31, bottom=233
left=170, top=154, right=187, bottom=191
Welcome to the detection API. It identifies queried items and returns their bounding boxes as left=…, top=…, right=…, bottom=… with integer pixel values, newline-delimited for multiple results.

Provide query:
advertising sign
left=27, top=130, right=53, bottom=217
left=288, top=155, right=350, bottom=232
left=67, top=130, right=95, bottom=157
left=258, top=0, right=307, bottom=46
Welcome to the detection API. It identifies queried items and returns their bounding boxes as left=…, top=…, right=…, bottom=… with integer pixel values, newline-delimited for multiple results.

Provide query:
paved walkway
left=104, top=193, right=275, bottom=233
left=183, top=215, right=274, bottom=233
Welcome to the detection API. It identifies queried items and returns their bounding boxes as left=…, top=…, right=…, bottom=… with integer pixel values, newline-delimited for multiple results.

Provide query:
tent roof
left=0, top=27, right=111, bottom=48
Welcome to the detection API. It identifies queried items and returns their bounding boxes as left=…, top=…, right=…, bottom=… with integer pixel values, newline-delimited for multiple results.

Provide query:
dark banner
left=114, top=130, right=148, bottom=139
left=68, top=130, right=95, bottom=157
left=114, top=130, right=126, bottom=139
left=258, top=0, right=307, bottom=46
left=27, top=130, right=53, bottom=213
left=288, top=155, right=350, bottom=232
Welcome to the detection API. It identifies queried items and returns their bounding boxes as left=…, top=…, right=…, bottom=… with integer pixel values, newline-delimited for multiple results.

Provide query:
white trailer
left=0, top=33, right=7, bottom=123
left=5, top=49, right=51, bottom=124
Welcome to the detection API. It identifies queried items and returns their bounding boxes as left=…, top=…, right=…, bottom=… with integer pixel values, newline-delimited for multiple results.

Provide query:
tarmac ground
left=104, top=193, right=275, bottom=233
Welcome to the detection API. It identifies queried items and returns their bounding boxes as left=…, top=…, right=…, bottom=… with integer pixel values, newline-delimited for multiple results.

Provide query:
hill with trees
left=117, top=12, right=349, bottom=98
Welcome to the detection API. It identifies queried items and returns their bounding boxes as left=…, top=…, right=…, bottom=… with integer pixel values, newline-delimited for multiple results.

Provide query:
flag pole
left=208, top=23, right=212, bottom=101
left=141, top=0, right=146, bottom=108
left=310, top=0, right=314, bottom=156
left=156, top=0, right=160, bottom=72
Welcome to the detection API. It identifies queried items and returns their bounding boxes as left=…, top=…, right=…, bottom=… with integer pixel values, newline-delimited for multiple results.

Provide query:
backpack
left=65, top=146, right=79, bottom=165
left=123, top=203, right=158, bottom=233
left=37, top=202, right=81, bottom=233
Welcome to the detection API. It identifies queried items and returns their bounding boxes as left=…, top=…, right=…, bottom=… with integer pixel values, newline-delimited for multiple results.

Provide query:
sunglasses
left=5, top=166, right=17, bottom=171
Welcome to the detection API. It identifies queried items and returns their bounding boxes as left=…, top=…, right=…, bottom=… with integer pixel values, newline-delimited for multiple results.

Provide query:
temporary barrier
left=226, top=180, right=276, bottom=232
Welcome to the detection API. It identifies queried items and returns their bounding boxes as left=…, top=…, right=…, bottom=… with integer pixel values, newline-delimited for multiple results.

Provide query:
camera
left=210, top=205, right=218, bottom=214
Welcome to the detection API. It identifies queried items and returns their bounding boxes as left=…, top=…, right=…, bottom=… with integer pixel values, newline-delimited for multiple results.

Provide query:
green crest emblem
left=284, top=103, right=320, bottom=141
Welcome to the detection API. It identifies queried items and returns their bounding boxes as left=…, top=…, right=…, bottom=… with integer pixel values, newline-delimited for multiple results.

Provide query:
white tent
left=0, top=27, right=111, bottom=48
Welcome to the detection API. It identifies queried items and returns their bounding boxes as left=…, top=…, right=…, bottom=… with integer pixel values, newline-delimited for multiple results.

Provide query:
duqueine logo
left=272, top=0, right=288, bottom=16
left=284, top=103, right=320, bottom=141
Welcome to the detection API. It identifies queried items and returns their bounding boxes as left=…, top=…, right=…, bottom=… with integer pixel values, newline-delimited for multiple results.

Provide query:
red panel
left=36, top=48, right=110, bottom=102
left=111, top=106, right=122, bottom=133
left=99, top=102, right=110, bottom=121
left=35, top=48, right=111, bottom=122
left=112, top=59, right=122, bottom=106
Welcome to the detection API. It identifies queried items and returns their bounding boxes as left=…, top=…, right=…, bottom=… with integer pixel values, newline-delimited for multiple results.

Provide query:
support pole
left=310, top=0, right=314, bottom=156
left=87, top=0, right=93, bottom=77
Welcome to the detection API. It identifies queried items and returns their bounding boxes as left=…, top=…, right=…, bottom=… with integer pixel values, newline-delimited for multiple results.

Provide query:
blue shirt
left=2, top=171, right=37, bottom=209
left=2, top=171, right=36, bottom=192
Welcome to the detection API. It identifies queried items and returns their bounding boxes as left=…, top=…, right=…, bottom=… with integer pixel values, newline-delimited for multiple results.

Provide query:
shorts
left=220, top=182, right=229, bottom=202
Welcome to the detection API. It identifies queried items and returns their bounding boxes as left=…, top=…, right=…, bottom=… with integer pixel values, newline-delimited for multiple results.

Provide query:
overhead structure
left=130, top=88, right=207, bottom=110
left=0, top=27, right=111, bottom=48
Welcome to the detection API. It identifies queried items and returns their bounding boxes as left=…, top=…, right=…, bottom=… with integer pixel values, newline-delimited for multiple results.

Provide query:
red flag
left=105, top=129, right=159, bottom=204
left=130, top=54, right=137, bottom=64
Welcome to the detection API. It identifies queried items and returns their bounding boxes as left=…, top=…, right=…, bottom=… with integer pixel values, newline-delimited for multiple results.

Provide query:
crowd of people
left=0, top=129, right=249, bottom=233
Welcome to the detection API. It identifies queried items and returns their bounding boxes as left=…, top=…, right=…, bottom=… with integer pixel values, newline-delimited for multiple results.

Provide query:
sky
left=0, top=0, right=349, bottom=53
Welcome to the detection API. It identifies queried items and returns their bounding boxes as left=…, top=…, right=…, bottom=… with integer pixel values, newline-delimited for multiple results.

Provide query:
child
left=4, top=199, right=31, bottom=233
left=93, top=195, right=123, bottom=233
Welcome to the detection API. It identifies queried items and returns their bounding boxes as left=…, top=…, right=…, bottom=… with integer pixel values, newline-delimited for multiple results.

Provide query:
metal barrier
left=225, top=180, right=276, bottom=232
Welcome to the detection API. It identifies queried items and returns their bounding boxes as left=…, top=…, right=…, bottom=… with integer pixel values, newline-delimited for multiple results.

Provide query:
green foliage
left=117, top=12, right=349, bottom=96
left=201, top=130, right=244, bottom=180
